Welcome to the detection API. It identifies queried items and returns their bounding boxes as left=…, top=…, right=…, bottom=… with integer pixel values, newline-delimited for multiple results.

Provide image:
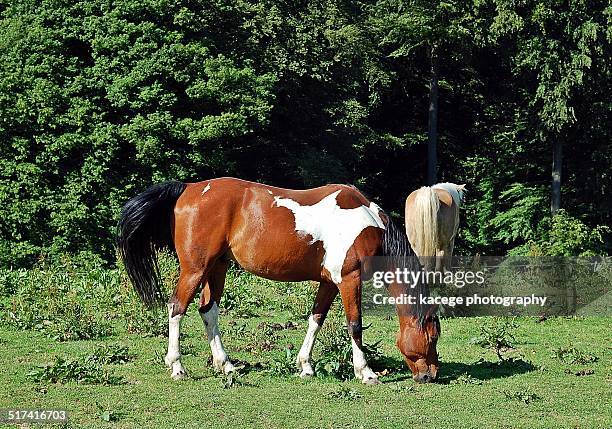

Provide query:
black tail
left=117, top=181, right=186, bottom=308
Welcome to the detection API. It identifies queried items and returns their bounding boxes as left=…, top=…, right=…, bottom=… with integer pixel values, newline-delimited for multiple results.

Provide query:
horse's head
left=396, top=311, right=440, bottom=383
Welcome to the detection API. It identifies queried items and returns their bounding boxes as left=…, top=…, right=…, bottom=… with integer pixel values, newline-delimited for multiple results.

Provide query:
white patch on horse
left=201, top=183, right=211, bottom=195
left=274, top=190, right=385, bottom=284
left=267, top=189, right=273, bottom=195
left=432, top=182, right=466, bottom=207
left=200, top=302, right=235, bottom=375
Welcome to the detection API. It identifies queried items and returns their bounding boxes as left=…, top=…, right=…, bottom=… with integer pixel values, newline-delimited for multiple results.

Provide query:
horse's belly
left=229, top=235, right=325, bottom=282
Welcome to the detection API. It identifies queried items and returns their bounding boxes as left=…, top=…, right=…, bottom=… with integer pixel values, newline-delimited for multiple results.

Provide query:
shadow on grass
left=369, top=355, right=536, bottom=384
left=191, top=355, right=535, bottom=385
left=372, top=355, right=414, bottom=382
left=437, top=359, right=536, bottom=384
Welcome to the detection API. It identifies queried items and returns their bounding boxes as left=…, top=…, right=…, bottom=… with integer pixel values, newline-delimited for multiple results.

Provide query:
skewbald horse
left=118, top=177, right=439, bottom=384
left=405, top=182, right=466, bottom=272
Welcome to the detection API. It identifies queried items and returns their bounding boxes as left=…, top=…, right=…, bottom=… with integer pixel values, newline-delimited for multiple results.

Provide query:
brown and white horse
left=405, top=182, right=466, bottom=272
left=118, top=177, right=439, bottom=384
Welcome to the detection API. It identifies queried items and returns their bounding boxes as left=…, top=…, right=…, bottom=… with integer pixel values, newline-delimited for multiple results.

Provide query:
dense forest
left=0, top=0, right=610, bottom=267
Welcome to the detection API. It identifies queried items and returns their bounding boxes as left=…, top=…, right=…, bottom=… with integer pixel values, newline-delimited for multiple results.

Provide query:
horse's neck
left=388, top=282, right=428, bottom=320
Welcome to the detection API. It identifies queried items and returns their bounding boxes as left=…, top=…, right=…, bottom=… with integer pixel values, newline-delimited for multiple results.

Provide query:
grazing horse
left=118, top=177, right=439, bottom=384
left=405, top=182, right=466, bottom=272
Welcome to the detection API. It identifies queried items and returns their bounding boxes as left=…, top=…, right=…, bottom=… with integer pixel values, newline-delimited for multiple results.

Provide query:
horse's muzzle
left=413, top=372, right=438, bottom=383
left=413, top=365, right=438, bottom=383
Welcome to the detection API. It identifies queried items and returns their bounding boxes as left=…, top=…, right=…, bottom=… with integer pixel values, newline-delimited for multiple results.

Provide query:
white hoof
left=222, top=361, right=236, bottom=375
left=363, top=376, right=381, bottom=385
left=213, top=358, right=235, bottom=375
left=171, top=362, right=187, bottom=380
left=299, top=368, right=315, bottom=378
left=171, top=371, right=187, bottom=381
left=355, top=366, right=379, bottom=385
left=297, top=358, right=315, bottom=377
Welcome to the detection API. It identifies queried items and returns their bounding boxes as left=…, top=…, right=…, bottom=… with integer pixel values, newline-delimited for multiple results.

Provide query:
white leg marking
left=296, top=315, right=321, bottom=377
left=201, top=302, right=235, bottom=374
left=165, top=303, right=187, bottom=380
left=351, top=338, right=379, bottom=384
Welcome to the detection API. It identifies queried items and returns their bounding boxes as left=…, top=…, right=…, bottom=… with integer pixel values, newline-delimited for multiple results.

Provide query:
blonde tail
left=409, top=187, right=439, bottom=266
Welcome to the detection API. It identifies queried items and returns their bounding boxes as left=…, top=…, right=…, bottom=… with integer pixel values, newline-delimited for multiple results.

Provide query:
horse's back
left=173, top=177, right=383, bottom=284
left=181, top=177, right=372, bottom=211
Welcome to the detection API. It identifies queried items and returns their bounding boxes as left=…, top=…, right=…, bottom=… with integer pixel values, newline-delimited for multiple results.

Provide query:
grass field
left=1, top=315, right=610, bottom=427
left=0, top=263, right=610, bottom=428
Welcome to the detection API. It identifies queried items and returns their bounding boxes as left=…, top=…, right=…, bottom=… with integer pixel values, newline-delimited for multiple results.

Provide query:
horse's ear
left=457, top=184, right=467, bottom=191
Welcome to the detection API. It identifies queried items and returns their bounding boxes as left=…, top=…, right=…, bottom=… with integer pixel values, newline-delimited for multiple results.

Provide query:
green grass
left=0, top=314, right=610, bottom=428
left=0, top=261, right=610, bottom=428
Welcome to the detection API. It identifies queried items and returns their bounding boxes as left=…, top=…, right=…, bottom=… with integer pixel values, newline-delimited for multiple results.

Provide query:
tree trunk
left=427, top=45, right=439, bottom=186
left=551, top=139, right=562, bottom=214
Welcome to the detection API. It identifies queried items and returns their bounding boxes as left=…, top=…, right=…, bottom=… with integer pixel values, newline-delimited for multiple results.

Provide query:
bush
left=552, top=346, right=598, bottom=365
left=1, top=252, right=179, bottom=339
left=28, top=357, right=124, bottom=385
left=268, top=347, right=297, bottom=376
left=502, top=389, right=541, bottom=404
left=221, top=268, right=264, bottom=317
left=119, top=292, right=168, bottom=337
left=450, top=373, right=483, bottom=385
left=470, top=317, right=518, bottom=361
left=539, top=210, right=609, bottom=256
left=117, top=250, right=177, bottom=337
left=277, top=281, right=317, bottom=321
left=2, top=260, right=117, bottom=340
left=88, top=344, right=134, bottom=365
left=505, top=209, right=609, bottom=256
left=327, top=386, right=363, bottom=400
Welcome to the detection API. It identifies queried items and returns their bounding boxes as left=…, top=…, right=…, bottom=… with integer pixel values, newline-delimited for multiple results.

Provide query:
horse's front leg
left=338, top=271, right=380, bottom=385
left=199, top=260, right=235, bottom=375
left=296, top=281, right=338, bottom=377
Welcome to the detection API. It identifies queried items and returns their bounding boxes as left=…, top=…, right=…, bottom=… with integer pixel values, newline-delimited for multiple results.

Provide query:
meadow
left=0, top=257, right=610, bottom=428
left=1, top=2, right=609, bottom=427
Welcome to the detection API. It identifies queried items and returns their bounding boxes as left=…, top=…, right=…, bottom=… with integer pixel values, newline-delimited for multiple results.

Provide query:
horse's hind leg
left=165, top=269, right=204, bottom=380
left=437, top=237, right=455, bottom=273
left=199, top=259, right=235, bottom=375
left=445, top=236, right=455, bottom=272
left=338, top=270, right=380, bottom=385
left=297, top=281, right=338, bottom=377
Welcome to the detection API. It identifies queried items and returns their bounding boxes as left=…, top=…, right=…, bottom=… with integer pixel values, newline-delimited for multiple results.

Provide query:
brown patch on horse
left=334, top=185, right=369, bottom=209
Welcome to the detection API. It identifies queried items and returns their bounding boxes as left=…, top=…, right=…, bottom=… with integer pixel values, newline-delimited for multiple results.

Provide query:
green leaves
left=490, top=183, right=548, bottom=245
left=0, top=0, right=609, bottom=265
left=489, top=0, right=609, bottom=132
left=0, top=1, right=277, bottom=265
left=27, top=356, right=124, bottom=385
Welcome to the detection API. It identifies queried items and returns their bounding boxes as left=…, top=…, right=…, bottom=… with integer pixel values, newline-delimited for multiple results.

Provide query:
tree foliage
left=0, top=0, right=609, bottom=266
